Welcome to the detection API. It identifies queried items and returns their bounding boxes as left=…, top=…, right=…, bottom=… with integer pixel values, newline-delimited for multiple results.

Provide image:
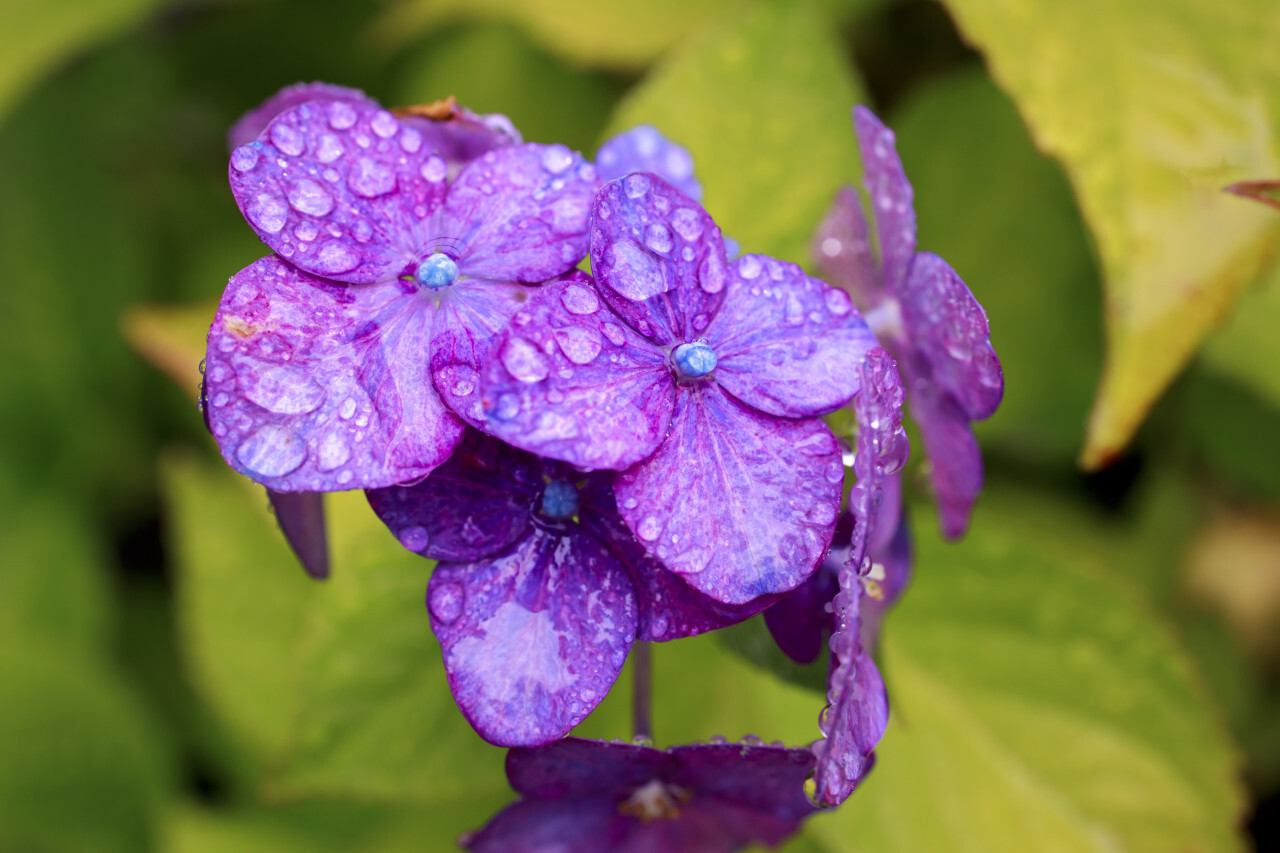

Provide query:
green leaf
left=892, top=69, right=1102, bottom=462
left=0, top=639, right=171, bottom=853
left=801, top=488, right=1246, bottom=853
left=1176, top=369, right=1280, bottom=502
left=936, top=0, right=1280, bottom=468
left=160, top=801, right=392, bottom=853
left=1201, top=255, right=1280, bottom=409
left=0, top=0, right=164, bottom=123
left=604, top=0, right=866, bottom=265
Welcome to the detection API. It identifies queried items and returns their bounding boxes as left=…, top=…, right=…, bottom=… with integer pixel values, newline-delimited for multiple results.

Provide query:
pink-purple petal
left=227, top=82, right=374, bottom=151
left=229, top=99, right=448, bottom=284
left=763, top=565, right=837, bottom=665
left=615, top=387, right=842, bottom=605
left=400, top=107, right=522, bottom=173
left=812, top=185, right=884, bottom=308
left=365, top=430, right=537, bottom=563
left=908, top=364, right=984, bottom=539
left=709, top=254, right=878, bottom=418
left=900, top=251, right=1004, bottom=421
left=596, top=126, right=702, bottom=202
left=590, top=175, right=729, bottom=345
left=479, top=276, right=675, bottom=471
left=429, top=529, right=637, bottom=747
left=439, top=144, right=599, bottom=283
left=507, top=737, right=671, bottom=798
left=853, top=106, right=916, bottom=294
left=266, top=488, right=330, bottom=579
left=205, top=256, right=463, bottom=491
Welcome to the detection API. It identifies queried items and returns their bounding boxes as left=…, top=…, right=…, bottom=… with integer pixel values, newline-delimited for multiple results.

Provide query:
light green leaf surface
left=1201, top=255, right=1280, bottom=409
left=604, top=0, right=866, bottom=265
left=937, top=0, right=1280, bottom=468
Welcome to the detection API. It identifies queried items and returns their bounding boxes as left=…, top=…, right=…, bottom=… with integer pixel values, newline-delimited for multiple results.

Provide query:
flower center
left=618, top=779, right=690, bottom=822
left=540, top=480, right=579, bottom=519
left=415, top=252, right=459, bottom=290
left=672, top=341, right=717, bottom=379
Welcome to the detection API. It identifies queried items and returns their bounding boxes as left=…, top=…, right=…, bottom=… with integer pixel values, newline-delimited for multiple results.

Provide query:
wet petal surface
left=227, top=82, right=373, bottom=151
left=812, top=184, right=883, bottom=308
left=204, top=256, right=463, bottom=491
left=853, top=105, right=916, bottom=293
left=400, top=106, right=522, bottom=172
left=429, top=528, right=637, bottom=747
left=709, top=254, right=878, bottom=418
left=615, top=387, right=841, bottom=605
left=479, top=276, right=675, bottom=471
left=596, top=125, right=702, bottom=202
left=229, top=99, right=448, bottom=284
left=907, top=360, right=984, bottom=539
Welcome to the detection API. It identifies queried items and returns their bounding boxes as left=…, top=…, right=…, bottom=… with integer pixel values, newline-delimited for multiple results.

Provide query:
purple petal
left=229, top=99, right=448, bottom=284
left=708, top=254, right=878, bottom=418
left=478, top=276, right=675, bottom=471
left=596, top=126, right=702, bottom=202
left=853, top=106, right=916, bottom=294
left=763, top=565, right=837, bottom=665
left=670, top=742, right=816, bottom=838
left=590, top=175, right=729, bottom=345
left=908, top=362, right=984, bottom=539
left=847, top=349, right=910, bottom=572
left=430, top=277, right=533, bottom=426
left=464, top=797, right=620, bottom=853
left=615, top=387, right=842, bottom=605
left=900, top=252, right=1003, bottom=420
left=227, top=82, right=373, bottom=151
left=204, top=256, right=463, bottom=491
left=439, top=144, right=599, bottom=283
left=429, top=528, right=637, bottom=746
left=507, top=738, right=670, bottom=799
left=365, top=430, right=538, bottom=563
left=401, top=107, right=522, bottom=172
left=266, top=488, right=329, bottom=579
left=812, top=185, right=884, bottom=309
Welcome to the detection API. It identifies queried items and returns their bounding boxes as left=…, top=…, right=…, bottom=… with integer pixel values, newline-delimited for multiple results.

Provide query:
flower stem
left=633, top=641, right=652, bottom=742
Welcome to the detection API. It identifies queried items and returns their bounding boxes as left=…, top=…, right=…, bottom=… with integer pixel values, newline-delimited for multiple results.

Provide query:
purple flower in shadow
left=596, top=125, right=702, bottom=202
left=478, top=175, right=880, bottom=605
left=463, top=737, right=816, bottom=852
left=814, top=106, right=1004, bottom=538
left=204, top=91, right=600, bottom=494
left=366, top=428, right=772, bottom=746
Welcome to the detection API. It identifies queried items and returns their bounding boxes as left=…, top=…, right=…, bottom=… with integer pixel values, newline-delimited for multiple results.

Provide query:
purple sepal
left=709, top=254, right=877, bottom=418
left=596, top=126, right=702, bottom=202
left=614, top=387, right=842, bottom=605
left=479, top=275, right=675, bottom=471
left=229, top=99, right=449, bottom=284
left=428, top=529, right=637, bottom=747
left=466, top=738, right=815, bottom=853
left=590, top=174, right=729, bottom=346
left=763, top=559, right=838, bottom=665
left=852, top=106, right=916, bottom=293
left=266, top=488, right=330, bottom=580
left=401, top=107, right=522, bottom=172
left=811, top=185, right=880, bottom=309
left=365, top=430, right=537, bottom=563
left=908, top=368, right=984, bottom=539
left=227, top=82, right=373, bottom=152
left=204, top=256, right=463, bottom=492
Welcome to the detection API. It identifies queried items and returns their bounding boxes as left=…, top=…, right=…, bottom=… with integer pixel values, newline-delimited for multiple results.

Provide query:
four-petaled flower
left=463, top=737, right=816, bottom=852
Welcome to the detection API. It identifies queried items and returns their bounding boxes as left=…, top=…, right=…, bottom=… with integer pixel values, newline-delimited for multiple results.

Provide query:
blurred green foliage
left=1, top=0, right=1279, bottom=851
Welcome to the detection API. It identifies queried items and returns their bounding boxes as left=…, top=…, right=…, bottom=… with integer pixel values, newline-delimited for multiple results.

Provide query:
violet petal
left=479, top=276, right=675, bottom=471
left=763, top=565, right=838, bottom=665
left=670, top=742, right=817, bottom=843
left=812, top=185, right=883, bottom=308
left=596, top=125, right=702, bottom=202
left=229, top=99, right=447, bottom=284
left=464, top=798, right=620, bottom=853
left=709, top=254, right=878, bottom=418
left=205, top=256, right=463, bottom=491
left=227, top=82, right=373, bottom=152
left=429, top=528, right=637, bottom=747
left=401, top=107, right=522, bottom=172
left=908, top=362, right=984, bottom=539
left=266, top=488, right=329, bottom=580
left=507, top=737, right=671, bottom=798
left=590, top=175, right=729, bottom=345
left=365, top=430, right=538, bottom=563
left=852, top=106, right=916, bottom=294
left=614, top=387, right=842, bottom=605
left=440, top=144, right=598, bottom=283
left=900, top=251, right=1004, bottom=421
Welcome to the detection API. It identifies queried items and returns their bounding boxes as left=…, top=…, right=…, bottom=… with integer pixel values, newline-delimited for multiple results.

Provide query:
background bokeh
left=1, top=0, right=1278, bottom=850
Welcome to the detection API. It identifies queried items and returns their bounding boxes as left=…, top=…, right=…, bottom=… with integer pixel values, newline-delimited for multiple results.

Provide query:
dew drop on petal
left=399, top=525, right=430, bottom=552
left=671, top=208, right=703, bottom=241
left=493, top=392, right=520, bottom=420
left=560, top=283, right=599, bottom=315
left=242, top=363, right=326, bottom=414
left=316, top=429, right=351, bottom=471
left=554, top=325, right=603, bottom=365
left=624, top=173, right=650, bottom=199
left=230, top=145, right=259, bottom=172
left=339, top=397, right=357, bottom=419
left=294, top=220, right=319, bottom=242
left=501, top=337, right=550, bottom=383
left=247, top=192, right=288, bottom=233
left=312, top=242, right=361, bottom=275
left=237, top=425, right=306, bottom=478
left=348, top=157, right=396, bottom=197
left=328, top=101, right=358, bottom=129
left=637, top=516, right=663, bottom=541
left=287, top=178, right=335, bottom=216
left=316, top=133, right=344, bottom=163
left=785, top=291, right=806, bottom=325
left=421, top=156, right=447, bottom=183
left=269, top=122, right=305, bottom=156
left=824, top=288, right=852, bottom=316
left=371, top=110, right=399, bottom=138
left=605, top=239, right=668, bottom=300
left=429, top=582, right=464, bottom=624
left=399, top=127, right=422, bottom=153
left=738, top=255, right=762, bottom=279
left=541, top=144, right=574, bottom=174
left=644, top=222, right=673, bottom=254
left=601, top=323, right=626, bottom=346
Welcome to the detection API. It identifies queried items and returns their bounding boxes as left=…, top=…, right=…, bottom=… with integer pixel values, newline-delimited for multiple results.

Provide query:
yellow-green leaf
left=1201, top=254, right=1280, bottom=408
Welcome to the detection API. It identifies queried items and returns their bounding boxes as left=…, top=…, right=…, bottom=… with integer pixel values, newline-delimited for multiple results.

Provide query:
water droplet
left=637, top=516, right=663, bottom=541
left=604, top=239, right=668, bottom=300
left=554, top=325, right=602, bottom=365
left=312, top=242, right=360, bottom=275
left=294, top=220, right=319, bottom=242
left=420, top=156, right=447, bottom=183
left=493, top=392, right=520, bottom=420
left=671, top=208, right=703, bottom=241
left=541, top=144, right=574, bottom=174
left=269, top=122, right=304, bottom=156
left=230, top=145, right=259, bottom=172
left=243, top=363, right=325, bottom=414
left=652, top=615, right=668, bottom=636
left=237, top=425, right=306, bottom=478
left=399, top=525, right=430, bottom=552
left=501, top=338, right=550, bottom=382
left=316, top=133, right=344, bottom=163
left=429, top=581, right=465, bottom=624
left=644, top=222, right=672, bottom=254
left=824, top=288, right=852, bottom=316
left=287, top=178, right=334, bottom=217
left=316, top=429, right=351, bottom=470
left=785, top=291, right=806, bottom=325
left=698, top=251, right=726, bottom=294
left=560, top=283, right=599, bottom=315
left=681, top=246, right=695, bottom=262
left=348, top=157, right=396, bottom=197
left=601, top=323, right=626, bottom=346
left=353, top=220, right=373, bottom=242
left=623, top=497, right=638, bottom=509
left=328, top=101, right=358, bottom=129
left=691, top=312, right=709, bottom=331
left=370, top=110, right=398, bottom=138
left=624, top=174, right=650, bottom=199
left=246, top=191, right=287, bottom=233
left=400, top=127, right=422, bottom=153
left=339, top=397, right=357, bottom=419
left=738, top=255, right=762, bottom=279
left=336, top=470, right=354, bottom=485
left=452, top=379, right=474, bottom=396
left=212, top=392, right=229, bottom=407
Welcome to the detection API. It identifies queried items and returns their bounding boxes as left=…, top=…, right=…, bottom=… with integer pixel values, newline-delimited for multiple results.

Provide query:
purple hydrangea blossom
left=478, top=175, right=879, bottom=605
left=204, top=94, right=599, bottom=492
left=463, top=737, right=815, bottom=852
left=596, top=125, right=702, bottom=202
left=366, top=427, right=771, bottom=746
left=814, top=106, right=1004, bottom=538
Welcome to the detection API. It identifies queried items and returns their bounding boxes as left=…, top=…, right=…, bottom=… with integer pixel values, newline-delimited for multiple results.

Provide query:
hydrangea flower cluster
left=204, top=83, right=1001, bottom=850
